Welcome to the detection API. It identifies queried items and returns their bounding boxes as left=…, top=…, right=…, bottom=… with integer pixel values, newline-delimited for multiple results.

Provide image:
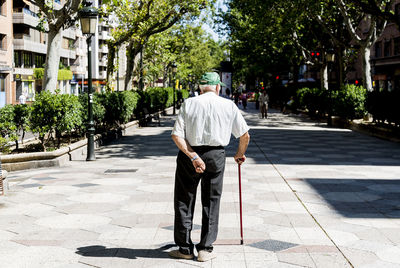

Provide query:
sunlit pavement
left=1, top=102, right=400, bottom=267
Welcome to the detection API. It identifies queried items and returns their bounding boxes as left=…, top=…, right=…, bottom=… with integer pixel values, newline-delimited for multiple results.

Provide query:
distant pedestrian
left=170, top=72, right=250, bottom=262
left=19, top=93, right=26, bottom=104
left=240, top=91, right=247, bottom=109
left=225, top=88, right=231, bottom=98
left=255, top=89, right=260, bottom=110
left=233, top=90, right=240, bottom=106
left=259, top=89, right=269, bottom=119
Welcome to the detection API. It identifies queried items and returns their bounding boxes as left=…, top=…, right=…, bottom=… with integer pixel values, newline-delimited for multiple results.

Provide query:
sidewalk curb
left=0, top=120, right=141, bottom=172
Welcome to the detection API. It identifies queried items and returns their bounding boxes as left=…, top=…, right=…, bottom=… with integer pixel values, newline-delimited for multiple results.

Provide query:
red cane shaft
left=238, top=164, right=244, bottom=244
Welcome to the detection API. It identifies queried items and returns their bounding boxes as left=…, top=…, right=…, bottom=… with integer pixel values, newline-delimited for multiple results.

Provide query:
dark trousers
left=174, top=146, right=226, bottom=254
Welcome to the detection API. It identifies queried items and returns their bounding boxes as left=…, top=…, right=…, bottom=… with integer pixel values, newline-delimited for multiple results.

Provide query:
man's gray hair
left=199, top=84, right=217, bottom=92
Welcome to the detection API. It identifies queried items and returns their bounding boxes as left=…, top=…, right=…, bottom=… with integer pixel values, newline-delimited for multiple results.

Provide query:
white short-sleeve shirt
left=172, top=92, right=250, bottom=147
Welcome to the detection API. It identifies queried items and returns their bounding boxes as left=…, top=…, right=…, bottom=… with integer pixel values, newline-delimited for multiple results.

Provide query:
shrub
left=0, top=105, right=18, bottom=153
left=332, top=85, right=367, bottom=119
left=147, top=87, right=169, bottom=112
left=54, top=94, right=83, bottom=146
left=30, top=91, right=83, bottom=150
left=13, top=104, right=32, bottom=150
left=79, top=93, right=106, bottom=133
left=296, top=87, right=328, bottom=116
left=99, top=91, right=139, bottom=128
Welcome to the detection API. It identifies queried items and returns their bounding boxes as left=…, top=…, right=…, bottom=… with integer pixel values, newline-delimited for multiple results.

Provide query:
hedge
left=0, top=87, right=188, bottom=153
left=295, top=85, right=368, bottom=120
left=367, top=90, right=400, bottom=126
left=34, top=68, right=73, bottom=81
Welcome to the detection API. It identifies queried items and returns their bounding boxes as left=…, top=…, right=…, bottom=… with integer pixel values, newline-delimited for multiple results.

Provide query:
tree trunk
left=124, top=42, right=141, bottom=91
left=321, top=63, right=328, bottom=90
left=106, top=43, right=116, bottom=84
left=361, top=45, right=373, bottom=91
left=124, top=42, right=135, bottom=91
left=337, top=47, right=345, bottom=90
left=43, top=28, right=62, bottom=92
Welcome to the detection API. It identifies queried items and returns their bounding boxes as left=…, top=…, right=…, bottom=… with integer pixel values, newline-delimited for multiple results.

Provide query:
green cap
left=199, top=72, right=226, bottom=86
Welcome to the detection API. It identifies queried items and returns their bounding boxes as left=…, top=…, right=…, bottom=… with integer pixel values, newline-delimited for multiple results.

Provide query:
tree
left=32, top=0, right=83, bottom=91
left=335, top=0, right=391, bottom=91
left=143, top=24, right=225, bottom=88
left=102, top=0, right=213, bottom=90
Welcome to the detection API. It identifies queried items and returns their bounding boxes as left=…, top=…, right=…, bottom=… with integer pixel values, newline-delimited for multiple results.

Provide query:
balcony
left=13, top=35, right=46, bottom=54
left=100, top=45, right=109, bottom=54
left=99, top=30, right=109, bottom=40
left=63, top=28, right=76, bottom=40
left=75, top=47, right=85, bottom=56
left=99, top=70, right=107, bottom=80
left=99, top=58, right=107, bottom=67
left=13, top=8, right=40, bottom=28
left=70, top=65, right=86, bottom=74
left=60, top=48, right=76, bottom=59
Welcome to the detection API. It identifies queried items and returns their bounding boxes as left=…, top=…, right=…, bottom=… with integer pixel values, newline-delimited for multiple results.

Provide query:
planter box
left=0, top=120, right=140, bottom=172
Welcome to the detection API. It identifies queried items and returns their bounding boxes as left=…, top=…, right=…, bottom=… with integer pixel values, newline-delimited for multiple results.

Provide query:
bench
left=139, top=108, right=161, bottom=127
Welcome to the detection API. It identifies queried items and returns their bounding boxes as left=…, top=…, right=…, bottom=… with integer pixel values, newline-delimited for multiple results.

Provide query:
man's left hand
left=192, top=157, right=206, bottom=173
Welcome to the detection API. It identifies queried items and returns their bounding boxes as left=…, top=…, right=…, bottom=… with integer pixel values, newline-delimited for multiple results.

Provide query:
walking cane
left=238, top=159, right=244, bottom=245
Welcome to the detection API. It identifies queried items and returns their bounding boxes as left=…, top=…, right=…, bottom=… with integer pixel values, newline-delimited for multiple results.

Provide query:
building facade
left=0, top=0, right=13, bottom=107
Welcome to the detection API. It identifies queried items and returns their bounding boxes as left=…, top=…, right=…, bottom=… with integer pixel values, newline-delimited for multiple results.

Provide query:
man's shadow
left=76, top=244, right=175, bottom=259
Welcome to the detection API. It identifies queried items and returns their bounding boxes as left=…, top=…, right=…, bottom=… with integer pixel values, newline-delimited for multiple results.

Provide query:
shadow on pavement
left=96, top=122, right=400, bottom=166
left=76, top=244, right=175, bottom=259
left=304, top=178, right=400, bottom=218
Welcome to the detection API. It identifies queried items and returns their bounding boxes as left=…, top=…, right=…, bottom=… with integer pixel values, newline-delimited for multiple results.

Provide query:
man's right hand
left=234, top=155, right=246, bottom=165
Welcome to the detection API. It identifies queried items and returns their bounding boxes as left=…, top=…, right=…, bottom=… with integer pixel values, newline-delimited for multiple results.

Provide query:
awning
left=373, top=74, right=387, bottom=80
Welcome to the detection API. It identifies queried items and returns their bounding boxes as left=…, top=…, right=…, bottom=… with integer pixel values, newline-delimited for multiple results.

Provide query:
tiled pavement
left=1, top=103, right=400, bottom=267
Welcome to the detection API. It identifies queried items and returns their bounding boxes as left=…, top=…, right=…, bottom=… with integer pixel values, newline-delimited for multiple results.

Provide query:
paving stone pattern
left=1, top=103, right=400, bottom=267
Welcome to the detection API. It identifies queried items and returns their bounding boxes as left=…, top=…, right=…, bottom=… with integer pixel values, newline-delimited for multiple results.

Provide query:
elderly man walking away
left=169, top=72, right=250, bottom=262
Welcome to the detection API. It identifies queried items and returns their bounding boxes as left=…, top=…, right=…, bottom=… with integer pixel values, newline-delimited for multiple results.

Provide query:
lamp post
left=79, top=6, right=98, bottom=161
left=326, top=49, right=335, bottom=126
left=171, top=62, right=177, bottom=115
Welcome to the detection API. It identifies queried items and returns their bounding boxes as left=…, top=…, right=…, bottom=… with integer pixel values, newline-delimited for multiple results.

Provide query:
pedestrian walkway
left=1, top=103, right=400, bottom=268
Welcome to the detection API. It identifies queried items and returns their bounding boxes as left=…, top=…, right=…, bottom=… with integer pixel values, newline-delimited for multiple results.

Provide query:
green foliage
left=296, top=87, right=328, bottom=115
left=0, top=105, right=18, bottom=153
left=99, top=91, right=140, bottom=128
left=58, top=69, right=73, bottom=81
left=13, top=104, right=32, bottom=150
left=30, top=91, right=83, bottom=150
left=34, top=68, right=45, bottom=80
left=147, top=87, right=169, bottom=112
left=78, top=93, right=106, bottom=132
left=332, top=85, right=367, bottom=119
left=34, top=68, right=73, bottom=81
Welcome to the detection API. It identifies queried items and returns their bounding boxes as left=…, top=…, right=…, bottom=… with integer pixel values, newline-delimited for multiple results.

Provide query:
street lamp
left=79, top=6, right=98, bottom=161
left=171, top=62, right=177, bottom=115
left=326, top=49, right=335, bottom=126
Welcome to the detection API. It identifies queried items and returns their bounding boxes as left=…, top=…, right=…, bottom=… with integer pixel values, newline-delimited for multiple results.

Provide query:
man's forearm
left=171, top=134, right=197, bottom=159
left=236, top=132, right=250, bottom=156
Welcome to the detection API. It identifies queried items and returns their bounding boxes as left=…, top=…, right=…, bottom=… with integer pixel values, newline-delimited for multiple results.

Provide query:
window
left=34, top=54, right=45, bottom=68
left=23, top=52, right=33, bottom=67
left=396, top=4, right=400, bottom=16
left=14, top=51, right=21, bottom=67
left=375, top=41, right=382, bottom=58
left=394, top=38, right=400, bottom=56
left=384, top=40, right=391, bottom=57
left=0, top=0, right=6, bottom=16
left=0, top=34, right=6, bottom=50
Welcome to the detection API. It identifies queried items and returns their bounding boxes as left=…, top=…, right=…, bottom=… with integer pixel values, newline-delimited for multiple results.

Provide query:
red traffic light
left=316, top=52, right=320, bottom=56
left=275, top=76, right=280, bottom=80
left=355, top=80, right=359, bottom=85
left=311, top=52, right=315, bottom=56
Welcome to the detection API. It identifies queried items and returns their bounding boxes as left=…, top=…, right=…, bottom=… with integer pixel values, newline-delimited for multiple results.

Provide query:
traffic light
left=311, top=51, right=321, bottom=61
left=260, top=82, right=264, bottom=87
left=275, top=75, right=280, bottom=80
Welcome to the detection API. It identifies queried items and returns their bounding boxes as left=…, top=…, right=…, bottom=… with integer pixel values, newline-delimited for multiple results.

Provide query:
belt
left=191, top=145, right=225, bottom=152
